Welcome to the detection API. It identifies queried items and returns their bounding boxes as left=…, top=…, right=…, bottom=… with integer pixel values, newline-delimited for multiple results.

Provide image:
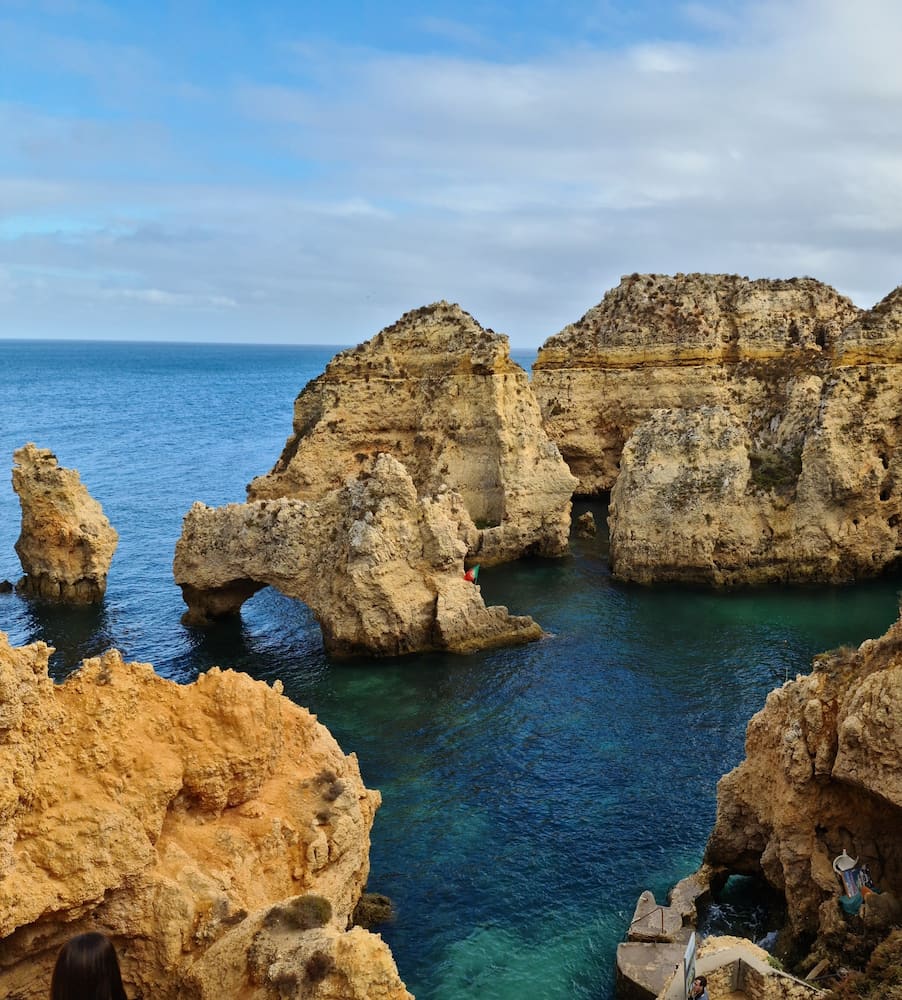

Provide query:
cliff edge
left=0, top=632, right=411, bottom=1000
left=704, top=611, right=902, bottom=971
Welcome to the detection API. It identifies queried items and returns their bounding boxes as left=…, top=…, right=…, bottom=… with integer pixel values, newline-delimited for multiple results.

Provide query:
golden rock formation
left=705, top=613, right=902, bottom=967
left=0, top=632, right=411, bottom=1000
left=175, top=453, right=543, bottom=657
left=249, top=301, right=577, bottom=566
left=534, top=274, right=901, bottom=586
left=11, top=443, right=119, bottom=602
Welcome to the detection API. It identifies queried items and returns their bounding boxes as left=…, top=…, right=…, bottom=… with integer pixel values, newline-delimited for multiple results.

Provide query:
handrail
left=629, top=904, right=667, bottom=934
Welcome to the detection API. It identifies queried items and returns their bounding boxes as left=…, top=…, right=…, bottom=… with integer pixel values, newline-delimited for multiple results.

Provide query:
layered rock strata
left=175, top=453, right=543, bottom=657
left=0, top=632, right=412, bottom=1000
left=11, top=443, right=119, bottom=602
left=249, top=301, right=577, bottom=566
left=704, top=612, right=902, bottom=966
left=533, top=273, right=860, bottom=494
left=534, top=274, right=902, bottom=585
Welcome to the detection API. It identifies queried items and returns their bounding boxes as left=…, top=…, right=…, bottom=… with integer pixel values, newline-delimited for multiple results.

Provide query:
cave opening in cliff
left=698, top=874, right=787, bottom=952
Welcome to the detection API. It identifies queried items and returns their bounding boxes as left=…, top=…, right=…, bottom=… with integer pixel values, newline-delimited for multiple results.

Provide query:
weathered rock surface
left=11, top=443, right=119, bottom=602
left=704, top=613, right=902, bottom=964
left=249, top=301, right=577, bottom=566
left=533, top=273, right=859, bottom=494
left=0, top=631, right=411, bottom=1000
left=175, top=453, right=543, bottom=657
left=537, top=274, right=902, bottom=586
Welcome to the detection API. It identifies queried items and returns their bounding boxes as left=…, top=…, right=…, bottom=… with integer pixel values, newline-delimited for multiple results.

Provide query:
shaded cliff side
left=704, top=611, right=902, bottom=972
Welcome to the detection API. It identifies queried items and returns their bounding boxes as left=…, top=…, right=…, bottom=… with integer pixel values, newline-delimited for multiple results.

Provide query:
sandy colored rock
left=175, top=452, right=543, bottom=657
left=704, top=614, right=902, bottom=959
left=249, top=301, right=577, bottom=566
left=547, top=275, right=902, bottom=586
left=533, top=273, right=859, bottom=493
left=11, top=443, right=119, bottom=602
left=0, top=631, right=411, bottom=1000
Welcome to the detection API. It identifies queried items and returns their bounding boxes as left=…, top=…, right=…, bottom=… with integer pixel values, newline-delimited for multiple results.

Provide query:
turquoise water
left=1, top=340, right=900, bottom=999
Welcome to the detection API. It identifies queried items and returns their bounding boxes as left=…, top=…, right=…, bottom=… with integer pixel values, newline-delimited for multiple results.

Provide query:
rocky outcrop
left=0, top=631, right=412, bottom=1000
left=537, top=274, right=902, bottom=586
left=249, top=301, right=577, bottom=566
left=704, top=613, right=902, bottom=966
left=175, top=453, right=543, bottom=658
left=11, top=443, right=119, bottom=602
left=533, top=273, right=860, bottom=494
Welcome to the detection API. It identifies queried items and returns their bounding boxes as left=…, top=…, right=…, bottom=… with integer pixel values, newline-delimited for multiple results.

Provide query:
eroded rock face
left=0, top=632, right=411, bottom=1000
left=704, top=614, right=902, bottom=960
left=248, top=301, right=577, bottom=565
left=533, top=273, right=859, bottom=494
left=11, top=443, right=119, bottom=602
left=547, top=275, right=902, bottom=586
left=608, top=407, right=776, bottom=585
left=175, top=453, right=543, bottom=657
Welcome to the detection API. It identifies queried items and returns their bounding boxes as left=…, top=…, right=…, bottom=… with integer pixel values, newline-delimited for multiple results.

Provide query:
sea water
left=1, top=340, right=899, bottom=1000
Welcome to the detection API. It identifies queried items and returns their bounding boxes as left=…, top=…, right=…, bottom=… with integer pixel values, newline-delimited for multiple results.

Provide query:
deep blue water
left=1, top=340, right=900, bottom=1000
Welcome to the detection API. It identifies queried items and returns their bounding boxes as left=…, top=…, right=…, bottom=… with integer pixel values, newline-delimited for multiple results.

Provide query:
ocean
left=1, top=339, right=899, bottom=1000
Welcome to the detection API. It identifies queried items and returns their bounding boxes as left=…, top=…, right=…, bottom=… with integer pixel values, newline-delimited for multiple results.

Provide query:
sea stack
left=0, top=632, right=412, bottom=1000
left=248, top=301, right=577, bottom=566
left=11, top=443, right=119, bottom=602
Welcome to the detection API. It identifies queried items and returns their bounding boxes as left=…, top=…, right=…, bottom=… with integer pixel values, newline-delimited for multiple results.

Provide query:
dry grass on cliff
left=826, top=930, right=902, bottom=1000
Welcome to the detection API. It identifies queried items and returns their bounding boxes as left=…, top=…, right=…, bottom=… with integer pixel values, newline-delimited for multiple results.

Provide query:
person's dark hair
left=697, top=976, right=707, bottom=989
left=50, top=932, right=127, bottom=1000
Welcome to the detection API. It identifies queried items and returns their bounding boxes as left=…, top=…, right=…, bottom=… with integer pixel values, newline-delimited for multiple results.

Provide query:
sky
left=1, top=0, right=902, bottom=349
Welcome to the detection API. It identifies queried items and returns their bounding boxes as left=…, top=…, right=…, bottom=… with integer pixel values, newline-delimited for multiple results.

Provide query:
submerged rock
left=0, top=632, right=411, bottom=1000
left=11, top=443, right=118, bottom=602
left=249, top=301, right=577, bottom=565
left=175, top=453, right=543, bottom=657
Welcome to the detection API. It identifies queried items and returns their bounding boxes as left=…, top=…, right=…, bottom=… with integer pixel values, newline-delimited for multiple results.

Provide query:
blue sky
left=2, top=0, right=901, bottom=347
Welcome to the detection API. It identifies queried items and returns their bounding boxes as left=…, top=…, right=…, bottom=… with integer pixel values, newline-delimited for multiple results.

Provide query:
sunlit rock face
left=535, top=274, right=902, bottom=586
left=175, top=453, right=544, bottom=658
left=704, top=614, right=902, bottom=964
left=248, top=301, right=577, bottom=566
left=11, top=443, right=119, bottom=602
left=0, top=632, right=412, bottom=1000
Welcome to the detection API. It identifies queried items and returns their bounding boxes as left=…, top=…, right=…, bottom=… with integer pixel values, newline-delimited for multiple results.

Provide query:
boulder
left=11, top=443, right=118, bottom=602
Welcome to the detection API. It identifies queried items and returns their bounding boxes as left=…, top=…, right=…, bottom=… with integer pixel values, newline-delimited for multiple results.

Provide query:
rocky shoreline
left=2, top=272, right=901, bottom=998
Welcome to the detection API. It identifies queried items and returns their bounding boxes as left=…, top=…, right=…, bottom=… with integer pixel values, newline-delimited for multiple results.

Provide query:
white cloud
left=2, top=0, right=902, bottom=345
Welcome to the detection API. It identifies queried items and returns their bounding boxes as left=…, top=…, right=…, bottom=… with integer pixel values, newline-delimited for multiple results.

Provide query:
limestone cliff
left=532, top=273, right=859, bottom=494
left=0, top=632, right=412, bottom=1000
left=704, top=613, right=902, bottom=966
left=175, top=453, right=543, bottom=657
left=11, top=443, right=119, bottom=602
left=538, top=274, right=901, bottom=586
left=249, top=301, right=577, bottom=565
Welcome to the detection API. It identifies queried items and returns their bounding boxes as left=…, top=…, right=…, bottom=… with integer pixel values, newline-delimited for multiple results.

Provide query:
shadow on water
left=11, top=594, right=119, bottom=681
